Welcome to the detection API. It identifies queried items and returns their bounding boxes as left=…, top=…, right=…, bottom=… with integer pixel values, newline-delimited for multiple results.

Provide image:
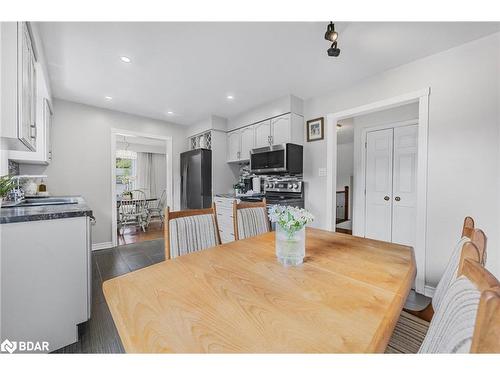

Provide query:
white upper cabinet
left=254, top=120, right=271, bottom=148
left=1, top=22, right=38, bottom=152
left=226, top=112, right=304, bottom=163
left=239, top=126, right=255, bottom=160
left=271, top=114, right=291, bottom=145
left=9, top=61, right=53, bottom=164
left=227, top=130, right=241, bottom=162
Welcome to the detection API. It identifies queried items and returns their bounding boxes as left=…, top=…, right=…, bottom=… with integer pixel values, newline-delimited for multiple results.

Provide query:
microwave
left=250, top=143, right=303, bottom=174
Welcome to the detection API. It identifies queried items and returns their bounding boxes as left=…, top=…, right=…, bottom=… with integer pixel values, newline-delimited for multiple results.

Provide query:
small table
left=103, top=228, right=415, bottom=353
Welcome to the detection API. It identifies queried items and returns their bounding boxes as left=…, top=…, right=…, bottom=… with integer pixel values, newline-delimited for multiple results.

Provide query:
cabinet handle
left=29, top=124, right=37, bottom=140
left=395, top=196, right=401, bottom=202
left=384, top=196, right=390, bottom=201
left=269, top=135, right=273, bottom=145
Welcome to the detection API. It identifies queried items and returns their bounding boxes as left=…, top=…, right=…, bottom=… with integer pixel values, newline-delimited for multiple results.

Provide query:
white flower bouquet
left=268, top=205, right=314, bottom=266
left=268, top=205, right=314, bottom=238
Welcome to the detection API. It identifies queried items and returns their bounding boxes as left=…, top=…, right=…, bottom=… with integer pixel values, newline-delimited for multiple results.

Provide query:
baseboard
left=424, top=285, right=436, bottom=298
left=92, top=242, right=113, bottom=251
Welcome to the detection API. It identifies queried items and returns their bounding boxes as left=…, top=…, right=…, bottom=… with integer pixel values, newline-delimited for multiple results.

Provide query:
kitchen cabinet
left=240, top=126, right=255, bottom=160
left=227, top=113, right=304, bottom=163
left=0, top=215, right=92, bottom=352
left=227, top=130, right=240, bottom=161
left=227, top=126, right=255, bottom=162
left=1, top=22, right=38, bottom=151
left=271, top=114, right=292, bottom=145
left=254, top=119, right=271, bottom=148
left=9, top=66, right=53, bottom=164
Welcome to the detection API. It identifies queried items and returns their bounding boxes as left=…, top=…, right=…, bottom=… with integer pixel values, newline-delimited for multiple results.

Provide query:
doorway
left=335, top=118, right=354, bottom=235
left=326, top=88, right=429, bottom=294
left=364, top=122, right=418, bottom=248
left=110, top=129, right=173, bottom=247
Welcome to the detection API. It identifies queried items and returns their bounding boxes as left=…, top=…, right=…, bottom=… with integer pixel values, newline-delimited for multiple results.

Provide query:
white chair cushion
left=237, top=207, right=269, bottom=239
left=432, top=236, right=470, bottom=312
left=169, top=214, right=219, bottom=258
left=418, top=276, right=480, bottom=353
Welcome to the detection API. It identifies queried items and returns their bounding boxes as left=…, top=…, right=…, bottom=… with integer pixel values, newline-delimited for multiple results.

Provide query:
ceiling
left=38, top=22, right=500, bottom=126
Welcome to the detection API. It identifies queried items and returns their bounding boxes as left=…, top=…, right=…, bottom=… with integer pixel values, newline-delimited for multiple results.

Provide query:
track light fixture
left=325, top=22, right=340, bottom=57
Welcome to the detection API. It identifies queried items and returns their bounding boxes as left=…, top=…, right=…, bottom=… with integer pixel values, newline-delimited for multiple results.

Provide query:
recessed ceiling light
left=226, top=95, right=234, bottom=100
left=167, top=111, right=174, bottom=115
left=120, top=56, right=131, bottom=63
left=105, top=96, right=113, bottom=100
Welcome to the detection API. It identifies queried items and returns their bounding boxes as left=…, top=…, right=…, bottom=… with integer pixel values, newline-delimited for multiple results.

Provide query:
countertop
left=215, top=193, right=265, bottom=199
left=0, top=196, right=93, bottom=224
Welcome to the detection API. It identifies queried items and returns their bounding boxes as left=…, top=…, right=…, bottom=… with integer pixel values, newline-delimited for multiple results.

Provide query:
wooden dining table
left=103, top=228, right=415, bottom=353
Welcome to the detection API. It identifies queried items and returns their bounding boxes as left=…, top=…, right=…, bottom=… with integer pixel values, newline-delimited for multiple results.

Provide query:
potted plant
left=268, top=205, right=314, bottom=266
left=0, top=175, right=15, bottom=206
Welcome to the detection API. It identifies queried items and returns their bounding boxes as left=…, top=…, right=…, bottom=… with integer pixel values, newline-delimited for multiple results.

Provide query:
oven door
left=250, top=145, right=286, bottom=174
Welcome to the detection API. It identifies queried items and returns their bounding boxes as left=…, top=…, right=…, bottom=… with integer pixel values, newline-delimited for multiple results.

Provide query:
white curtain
left=151, top=153, right=166, bottom=199
left=136, top=152, right=152, bottom=197
left=136, top=152, right=166, bottom=198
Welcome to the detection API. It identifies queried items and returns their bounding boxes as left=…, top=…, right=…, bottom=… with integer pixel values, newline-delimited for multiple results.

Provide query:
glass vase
left=275, top=224, right=305, bottom=266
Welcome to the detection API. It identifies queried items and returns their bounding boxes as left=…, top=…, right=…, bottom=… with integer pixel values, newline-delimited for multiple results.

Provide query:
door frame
left=110, top=128, right=173, bottom=248
left=326, top=87, right=429, bottom=294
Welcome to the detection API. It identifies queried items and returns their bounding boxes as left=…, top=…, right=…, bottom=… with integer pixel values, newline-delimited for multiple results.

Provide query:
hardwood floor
left=53, top=239, right=165, bottom=353
left=117, top=220, right=164, bottom=245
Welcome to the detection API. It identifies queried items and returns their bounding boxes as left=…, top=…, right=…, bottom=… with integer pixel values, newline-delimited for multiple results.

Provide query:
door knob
left=384, top=196, right=390, bottom=201
left=395, top=196, right=401, bottom=202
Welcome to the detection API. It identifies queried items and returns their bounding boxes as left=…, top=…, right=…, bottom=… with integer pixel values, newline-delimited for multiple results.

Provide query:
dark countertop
left=0, top=196, right=93, bottom=224
left=214, top=193, right=265, bottom=201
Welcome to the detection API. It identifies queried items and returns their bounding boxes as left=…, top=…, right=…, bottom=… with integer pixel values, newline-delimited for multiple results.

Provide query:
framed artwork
left=306, top=117, right=324, bottom=142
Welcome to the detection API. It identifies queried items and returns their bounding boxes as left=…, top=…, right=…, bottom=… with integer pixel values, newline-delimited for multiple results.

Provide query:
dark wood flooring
left=118, top=221, right=164, bottom=245
left=53, top=238, right=165, bottom=353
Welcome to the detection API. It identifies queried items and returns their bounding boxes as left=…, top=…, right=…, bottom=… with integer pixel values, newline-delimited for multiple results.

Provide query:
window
left=116, top=150, right=137, bottom=196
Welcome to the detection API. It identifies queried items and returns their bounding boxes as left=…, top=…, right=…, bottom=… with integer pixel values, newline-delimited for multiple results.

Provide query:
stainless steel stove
left=264, top=177, right=304, bottom=208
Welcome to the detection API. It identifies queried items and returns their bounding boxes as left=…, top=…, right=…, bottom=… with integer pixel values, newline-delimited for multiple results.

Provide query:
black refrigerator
left=180, top=148, right=212, bottom=210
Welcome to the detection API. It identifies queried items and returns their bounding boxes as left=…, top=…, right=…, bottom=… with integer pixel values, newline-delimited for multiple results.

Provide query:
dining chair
left=118, top=190, right=149, bottom=233
left=418, top=246, right=500, bottom=353
left=387, top=226, right=487, bottom=353
left=404, top=216, right=485, bottom=321
left=164, top=205, right=222, bottom=260
left=232, top=199, right=270, bottom=241
left=147, top=189, right=167, bottom=226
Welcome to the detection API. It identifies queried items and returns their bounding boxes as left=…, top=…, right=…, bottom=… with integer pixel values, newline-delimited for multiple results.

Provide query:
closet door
left=391, top=125, right=418, bottom=247
left=365, top=128, right=393, bottom=242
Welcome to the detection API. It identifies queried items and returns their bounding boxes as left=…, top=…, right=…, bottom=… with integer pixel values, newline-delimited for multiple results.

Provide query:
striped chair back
left=419, top=245, right=499, bottom=353
left=233, top=199, right=270, bottom=241
left=432, top=226, right=487, bottom=313
left=164, top=206, right=221, bottom=259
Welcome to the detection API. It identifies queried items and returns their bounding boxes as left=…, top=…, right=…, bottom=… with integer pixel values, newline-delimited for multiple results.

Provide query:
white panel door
left=365, top=128, right=393, bottom=242
left=240, top=126, right=255, bottom=160
left=227, top=131, right=240, bottom=161
left=271, top=114, right=291, bottom=145
left=391, top=125, right=418, bottom=247
left=254, top=120, right=271, bottom=148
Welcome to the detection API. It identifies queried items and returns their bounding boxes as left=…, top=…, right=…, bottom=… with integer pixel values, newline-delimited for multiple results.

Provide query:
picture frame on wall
left=306, top=117, right=324, bottom=142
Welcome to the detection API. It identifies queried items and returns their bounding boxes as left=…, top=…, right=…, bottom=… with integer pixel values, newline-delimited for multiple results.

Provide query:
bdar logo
left=1, top=339, right=17, bottom=354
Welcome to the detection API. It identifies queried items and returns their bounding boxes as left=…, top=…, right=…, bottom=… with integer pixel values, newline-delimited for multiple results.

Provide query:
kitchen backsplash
left=8, top=160, right=19, bottom=175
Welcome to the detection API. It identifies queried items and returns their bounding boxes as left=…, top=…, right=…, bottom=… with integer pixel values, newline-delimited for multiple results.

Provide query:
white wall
left=21, top=99, right=187, bottom=245
left=303, top=32, right=500, bottom=286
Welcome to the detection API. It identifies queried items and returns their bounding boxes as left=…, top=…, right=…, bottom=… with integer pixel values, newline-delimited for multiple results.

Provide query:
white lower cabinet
left=0, top=216, right=91, bottom=352
left=214, top=196, right=239, bottom=243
